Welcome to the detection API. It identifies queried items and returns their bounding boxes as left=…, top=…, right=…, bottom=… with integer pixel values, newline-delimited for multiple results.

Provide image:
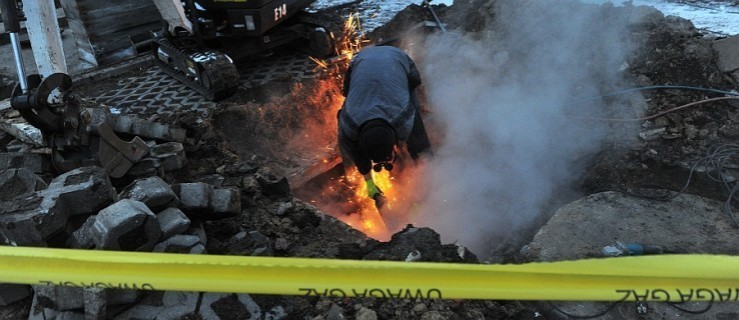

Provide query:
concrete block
left=47, top=166, right=118, bottom=216
left=0, top=167, right=47, bottom=202
left=0, top=167, right=116, bottom=246
left=0, top=194, right=55, bottom=246
left=109, top=114, right=135, bottom=133
left=113, top=291, right=196, bottom=320
left=92, top=199, right=162, bottom=251
left=157, top=207, right=190, bottom=239
left=119, top=176, right=179, bottom=211
left=130, top=118, right=185, bottom=143
left=0, top=283, right=32, bottom=306
left=156, top=152, right=187, bottom=172
left=33, top=285, right=85, bottom=311
left=116, top=299, right=197, bottom=320
left=126, top=158, right=162, bottom=178
left=713, top=34, right=739, bottom=73
left=0, top=122, right=43, bottom=146
left=148, top=142, right=187, bottom=171
left=153, top=235, right=203, bottom=253
left=172, top=182, right=213, bottom=212
left=131, top=117, right=161, bottom=139
left=211, top=188, right=241, bottom=219
left=83, top=288, right=106, bottom=320
left=29, top=292, right=85, bottom=320
left=189, top=222, right=208, bottom=246
left=200, top=292, right=267, bottom=319
left=199, top=174, right=225, bottom=188
left=0, top=152, right=49, bottom=173
left=107, top=289, right=141, bottom=306
left=70, top=215, right=97, bottom=249
left=190, top=243, right=206, bottom=254
left=161, top=291, right=199, bottom=307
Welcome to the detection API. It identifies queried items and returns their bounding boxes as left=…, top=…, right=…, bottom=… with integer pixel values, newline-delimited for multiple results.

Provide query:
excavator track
left=153, top=37, right=239, bottom=101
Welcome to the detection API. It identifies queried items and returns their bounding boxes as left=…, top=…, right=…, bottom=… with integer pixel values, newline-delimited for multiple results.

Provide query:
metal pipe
left=423, top=0, right=446, bottom=33
left=9, top=32, right=28, bottom=93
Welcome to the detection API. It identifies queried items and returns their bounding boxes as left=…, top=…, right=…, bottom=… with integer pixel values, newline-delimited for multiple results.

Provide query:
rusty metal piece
left=96, top=122, right=149, bottom=178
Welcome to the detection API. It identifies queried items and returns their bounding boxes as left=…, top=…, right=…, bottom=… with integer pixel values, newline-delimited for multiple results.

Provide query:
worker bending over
left=338, top=45, right=432, bottom=207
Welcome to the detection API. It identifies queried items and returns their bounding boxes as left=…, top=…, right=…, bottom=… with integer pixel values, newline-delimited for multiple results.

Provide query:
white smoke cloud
left=411, top=0, right=642, bottom=257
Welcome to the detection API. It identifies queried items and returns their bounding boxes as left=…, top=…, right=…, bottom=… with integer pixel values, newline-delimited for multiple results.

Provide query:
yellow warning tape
left=0, top=246, right=737, bottom=302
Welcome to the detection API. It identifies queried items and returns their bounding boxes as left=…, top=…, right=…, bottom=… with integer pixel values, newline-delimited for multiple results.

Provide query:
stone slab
left=713, top=34, right=739, bottom=73
left=522, top=191, right=739, bottom=261
left=521, top=191, right=739, bottom=319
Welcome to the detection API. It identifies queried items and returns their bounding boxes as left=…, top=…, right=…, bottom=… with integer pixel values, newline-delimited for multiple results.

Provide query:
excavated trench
left=208, top=0, right=739, bottom=253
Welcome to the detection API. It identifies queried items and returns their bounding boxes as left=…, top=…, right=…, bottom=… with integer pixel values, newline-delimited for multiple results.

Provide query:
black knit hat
left=359, top=119, right=395, bottom=162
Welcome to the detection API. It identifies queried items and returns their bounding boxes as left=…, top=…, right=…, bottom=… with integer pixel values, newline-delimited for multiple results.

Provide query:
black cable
left=550, top=298, right=715, bottom=318
left=666, top=300, right=714, bottom=315
left=579, top=85, right=739, bottom=102
left=724, top=174, right=739, bottom=225
left=547, top=300, right=621, bottom=319
left=626, top=143, right=739, bottom=226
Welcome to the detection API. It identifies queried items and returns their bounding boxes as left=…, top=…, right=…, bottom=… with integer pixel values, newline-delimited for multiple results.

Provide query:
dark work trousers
left=406, top=110, right=432, bottom=159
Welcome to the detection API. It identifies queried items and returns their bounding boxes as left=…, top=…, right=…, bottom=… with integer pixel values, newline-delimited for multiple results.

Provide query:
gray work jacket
left=339, top=45, right=421, bottom=142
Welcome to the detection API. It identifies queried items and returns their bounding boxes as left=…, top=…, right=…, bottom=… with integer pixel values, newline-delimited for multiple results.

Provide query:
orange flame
left=300, top=13, right=406, bottom=241
left=310, top=13, right=370, bottom=75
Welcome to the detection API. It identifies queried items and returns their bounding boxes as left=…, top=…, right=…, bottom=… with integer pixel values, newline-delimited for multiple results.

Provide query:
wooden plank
left=59, top=0, right=162, bottom=65
left=77, top=0, right=161, bottom=37
left=60, top=0, right=98, bottom=67
left=25, top=0, right=67, bottom=76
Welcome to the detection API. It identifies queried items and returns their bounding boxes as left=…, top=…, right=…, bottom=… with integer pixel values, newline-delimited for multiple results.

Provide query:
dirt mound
left=165, top=1, right=739, bottom=318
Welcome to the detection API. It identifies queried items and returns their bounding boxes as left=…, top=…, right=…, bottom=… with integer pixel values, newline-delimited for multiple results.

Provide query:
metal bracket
left=96, top=123, right=150, bottom=178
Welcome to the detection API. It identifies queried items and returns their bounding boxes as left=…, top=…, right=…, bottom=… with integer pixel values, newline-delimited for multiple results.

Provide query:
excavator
left=1, top=0, right=187, bottom=180
left=151, top=0, right=335, bottom=101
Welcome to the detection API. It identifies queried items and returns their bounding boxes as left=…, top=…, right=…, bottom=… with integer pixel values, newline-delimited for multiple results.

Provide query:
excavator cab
left=193, top=0, right=316, bottom=36
left=151, top=0, right=334, bottom=100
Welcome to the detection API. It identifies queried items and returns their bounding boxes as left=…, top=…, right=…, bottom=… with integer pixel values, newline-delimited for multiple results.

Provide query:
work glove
left=366, top=178, right=383, bottom=198
left=365, top=178, right=386, bottom=209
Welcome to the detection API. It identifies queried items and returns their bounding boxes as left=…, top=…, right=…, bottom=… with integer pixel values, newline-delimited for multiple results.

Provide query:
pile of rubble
left=0, top=163, right=242, bottom=315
